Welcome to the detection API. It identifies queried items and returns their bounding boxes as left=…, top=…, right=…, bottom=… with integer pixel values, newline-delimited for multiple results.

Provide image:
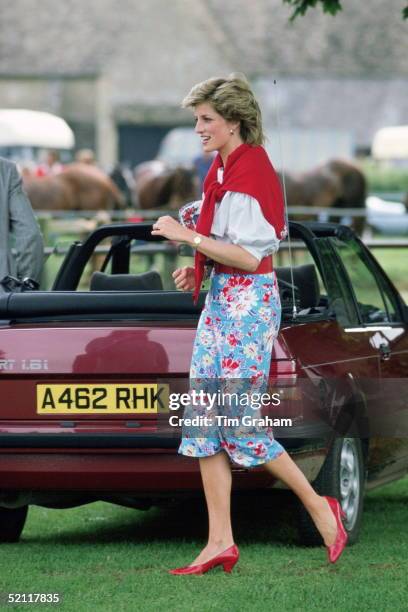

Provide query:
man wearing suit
left=0, top=157, right=44, bottom=285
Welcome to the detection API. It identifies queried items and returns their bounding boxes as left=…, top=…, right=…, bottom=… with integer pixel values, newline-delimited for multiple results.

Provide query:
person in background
left=75, top=149, right=96, bottom=165
left=36, top=150, right=64, bottom=177
left=0, top=157, right=44, bottom=285
left=109, top=163, right=134, bottom=208
left=193, top=150, right=216, bottom=194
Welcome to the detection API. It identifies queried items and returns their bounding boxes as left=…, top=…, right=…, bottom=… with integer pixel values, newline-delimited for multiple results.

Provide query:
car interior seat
left=90, top=271, right=163, bottom=291
left=275, top=264, right=320, bottom=311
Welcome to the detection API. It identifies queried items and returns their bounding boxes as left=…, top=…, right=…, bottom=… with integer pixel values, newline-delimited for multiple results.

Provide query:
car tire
left=0, top=505, right=28, bottom=543
left=297, top=437, right=365, bottom=546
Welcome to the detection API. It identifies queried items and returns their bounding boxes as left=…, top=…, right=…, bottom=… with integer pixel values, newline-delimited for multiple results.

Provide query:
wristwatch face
left=193, top=235, right=202, bottom=246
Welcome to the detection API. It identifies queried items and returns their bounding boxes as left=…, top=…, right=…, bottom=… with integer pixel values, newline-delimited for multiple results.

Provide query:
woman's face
left=193, top=102, right=240, bottom=157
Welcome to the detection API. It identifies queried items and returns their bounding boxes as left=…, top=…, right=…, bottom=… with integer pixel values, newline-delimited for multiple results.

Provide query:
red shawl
left=193, top=143, right=286, bottom=303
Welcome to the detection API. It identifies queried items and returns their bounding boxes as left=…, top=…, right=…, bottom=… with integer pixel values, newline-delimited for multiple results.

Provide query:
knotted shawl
left=193, top=143, right=286, bottom=303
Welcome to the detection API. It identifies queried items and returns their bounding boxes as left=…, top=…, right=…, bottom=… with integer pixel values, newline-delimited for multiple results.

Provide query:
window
left=317, top=239, right=359, bottom=327
left=330, top=238, right=400, bottom=325
left=274, top=239, right=328, bottom=316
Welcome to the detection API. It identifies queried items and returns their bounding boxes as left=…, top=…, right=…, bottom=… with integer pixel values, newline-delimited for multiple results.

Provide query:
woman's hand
left=152, top=215, right=259, bottom=272
left=172, top=266, right=195, bottom=291
left=151, top=215, right=191, bottom=242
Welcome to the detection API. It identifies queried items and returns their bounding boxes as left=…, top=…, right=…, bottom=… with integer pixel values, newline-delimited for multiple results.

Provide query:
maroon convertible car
left=0, top=221, right=407, bottom=544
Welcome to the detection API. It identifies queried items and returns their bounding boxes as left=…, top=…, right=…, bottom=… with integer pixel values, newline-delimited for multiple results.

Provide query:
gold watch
left=193, top=234, right=203, bottom=247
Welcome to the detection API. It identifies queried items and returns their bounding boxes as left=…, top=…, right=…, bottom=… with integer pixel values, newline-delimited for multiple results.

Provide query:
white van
left=0, top=109, right=75, bottom=163
left=372, top=125, right=408, bottom=167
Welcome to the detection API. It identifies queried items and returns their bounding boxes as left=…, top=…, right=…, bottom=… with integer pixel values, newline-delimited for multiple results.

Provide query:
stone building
left=0, top=0, right=407, bottom=170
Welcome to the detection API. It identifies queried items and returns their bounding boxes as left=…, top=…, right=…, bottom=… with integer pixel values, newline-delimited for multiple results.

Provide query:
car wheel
left=297, top=437, right=365, bottom=546
left=0, top=505, right=28, bottom=543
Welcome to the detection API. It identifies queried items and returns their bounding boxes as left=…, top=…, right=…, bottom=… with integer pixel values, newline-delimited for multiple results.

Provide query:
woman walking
left=152, top=74, right=347, bottom=575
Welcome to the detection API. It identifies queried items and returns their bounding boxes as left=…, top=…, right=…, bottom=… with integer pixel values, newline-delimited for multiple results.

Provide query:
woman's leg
left=263, top=450, right=338, bottom=546
left=188, top=451, right=235, bottom=566
left=179, top=284, right=235, bottom=566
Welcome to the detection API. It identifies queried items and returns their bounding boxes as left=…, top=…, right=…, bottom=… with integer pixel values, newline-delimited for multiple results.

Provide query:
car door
left=329, top=235, right=408, bottom=482
left=278, top=233, right=382, bottom=440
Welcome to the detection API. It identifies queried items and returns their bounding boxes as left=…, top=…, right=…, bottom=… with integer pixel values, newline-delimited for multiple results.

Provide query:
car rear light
left=270, top=359, right=298, bottom=374
left=269, top=359, right=299, bottom=387
left=266, top=360, right=303, bottom=420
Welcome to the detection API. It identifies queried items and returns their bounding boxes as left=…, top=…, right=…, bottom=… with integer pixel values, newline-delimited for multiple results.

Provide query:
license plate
left=37, top=384, right=168, bottom=414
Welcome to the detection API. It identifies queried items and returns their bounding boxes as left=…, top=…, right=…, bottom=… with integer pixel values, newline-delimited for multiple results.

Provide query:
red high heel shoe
left=323, top=496, right=348, bottom=563
left=168, top=544, right=239, bottom=575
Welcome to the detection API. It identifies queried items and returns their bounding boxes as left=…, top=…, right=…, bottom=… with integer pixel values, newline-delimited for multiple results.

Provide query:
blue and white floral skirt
left=178, top=270, right=285, bottom=467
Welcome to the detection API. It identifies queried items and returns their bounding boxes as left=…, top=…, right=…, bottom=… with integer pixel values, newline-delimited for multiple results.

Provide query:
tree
left=283, top=0, right=408, bottom=20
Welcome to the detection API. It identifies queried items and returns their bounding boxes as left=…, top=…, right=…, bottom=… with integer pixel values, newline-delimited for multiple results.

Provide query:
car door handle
left=379, top=343, right=391, bottom=361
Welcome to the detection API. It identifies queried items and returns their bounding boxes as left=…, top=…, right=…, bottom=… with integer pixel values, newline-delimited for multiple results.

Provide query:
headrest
left=90, top=271, right=163, bottom=291
left=275, top=264, right=320, bottom=309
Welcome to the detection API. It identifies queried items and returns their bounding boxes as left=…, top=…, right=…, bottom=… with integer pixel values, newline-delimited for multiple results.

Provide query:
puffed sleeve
left=178, top=199, right=202, bottom=231
left=211, top=191, right=281, bottom=261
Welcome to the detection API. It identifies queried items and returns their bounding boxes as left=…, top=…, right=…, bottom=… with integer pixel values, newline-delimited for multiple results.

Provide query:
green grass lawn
left=371, top=248, right=408, bottom=302
left=0, top=476, right=407, bottom=611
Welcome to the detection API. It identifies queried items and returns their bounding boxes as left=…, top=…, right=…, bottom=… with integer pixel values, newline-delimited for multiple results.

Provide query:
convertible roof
left=0, top=291, right=205, bottom=321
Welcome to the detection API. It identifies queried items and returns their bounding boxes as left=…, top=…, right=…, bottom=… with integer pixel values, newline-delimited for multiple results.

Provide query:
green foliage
left=360, top=159, right=408, bottom=193
left=283, top=0, right=408, bottom=21
left=283, top=0, right=342, bottom=21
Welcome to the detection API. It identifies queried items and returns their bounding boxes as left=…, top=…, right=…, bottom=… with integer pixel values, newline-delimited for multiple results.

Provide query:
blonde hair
left=181, top=73, right=265, bottom=145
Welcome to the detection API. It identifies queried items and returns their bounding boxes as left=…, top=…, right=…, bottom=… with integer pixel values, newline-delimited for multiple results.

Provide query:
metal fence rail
left=43, top=238, right=408, bottom=257
left=35, top=205, right=406, bottom=221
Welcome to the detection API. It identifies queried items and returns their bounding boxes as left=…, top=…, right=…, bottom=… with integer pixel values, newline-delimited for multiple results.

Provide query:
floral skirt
left=178, top=270, right=285, bottom=467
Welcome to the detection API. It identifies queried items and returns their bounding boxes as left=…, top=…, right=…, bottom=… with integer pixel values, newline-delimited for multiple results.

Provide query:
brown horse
left=280, top=159, right=367, bottom=234
left=24, top=163, right=124, bottom=211
left=133, top=158, right=366, bottom=232
left=134, top=161, right=199, bottom=210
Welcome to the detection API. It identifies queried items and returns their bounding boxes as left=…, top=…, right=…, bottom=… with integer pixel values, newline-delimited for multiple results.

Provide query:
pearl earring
left=230, top=129, right=234, bottom=134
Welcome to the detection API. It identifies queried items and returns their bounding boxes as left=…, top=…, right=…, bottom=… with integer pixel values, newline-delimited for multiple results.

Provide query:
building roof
left=257, top=77, right=408, bottom=149
left=1, top=0, right=407, bottom=145
left=0, top=0, right=235, bottom=101
left=1, top=0, right=406, bottom=82
left=206, top=0, right=408, bottom=77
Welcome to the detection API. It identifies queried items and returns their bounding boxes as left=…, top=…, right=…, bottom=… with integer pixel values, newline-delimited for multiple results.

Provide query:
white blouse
left=211, top=191, right=281, bottom=261
left=192, top=166, right=281, bottom=261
